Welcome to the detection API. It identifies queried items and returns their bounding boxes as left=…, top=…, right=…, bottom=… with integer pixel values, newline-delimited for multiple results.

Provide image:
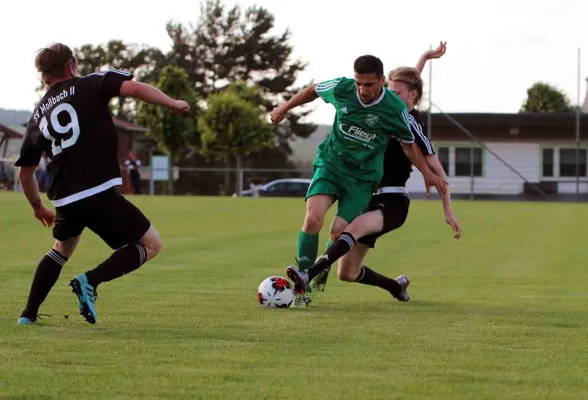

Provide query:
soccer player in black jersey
left=287, top=42, right=461, bottom=303
left=15, top=43, right=190, bottom=325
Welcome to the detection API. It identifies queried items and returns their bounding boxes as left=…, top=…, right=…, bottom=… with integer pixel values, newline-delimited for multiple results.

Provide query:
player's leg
left=288, top=209, right=383, bottom=293
left=346, top=194, right=411, bottom=301
left=336, top=242, right=408, bottom=301
left=297, top=167, right=338, bottom=270
left=17, top=209, right=84, bottom=325
left=290, top=181, right=372, bottom=294
left=69, top=189, right=159, bottom=324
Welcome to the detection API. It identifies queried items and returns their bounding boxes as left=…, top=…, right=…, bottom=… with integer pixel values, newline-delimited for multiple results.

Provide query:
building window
left=437, top=147, right=449, bottom=174
left=559, top=148, right=587, bottom=177
left=455, top=147, right=483, bottom=177
left=542, top=148, right=554, bottom=177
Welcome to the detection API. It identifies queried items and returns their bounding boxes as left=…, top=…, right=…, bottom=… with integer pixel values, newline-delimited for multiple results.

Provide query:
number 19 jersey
left=313, top=76, right=414, bottom=186
left=16, top=70, right=134, bottom=207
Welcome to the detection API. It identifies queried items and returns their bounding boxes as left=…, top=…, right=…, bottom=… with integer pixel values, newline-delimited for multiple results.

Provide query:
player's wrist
left=30, top=198, right=42, bottom=210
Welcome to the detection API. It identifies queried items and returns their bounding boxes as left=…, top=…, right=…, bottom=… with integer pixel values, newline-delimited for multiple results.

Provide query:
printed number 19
left=40, top=103, right=80, bottom=155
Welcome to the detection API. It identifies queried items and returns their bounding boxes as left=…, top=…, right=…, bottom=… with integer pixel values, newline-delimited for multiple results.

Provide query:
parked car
left=238, top=178, right=311, bottom=197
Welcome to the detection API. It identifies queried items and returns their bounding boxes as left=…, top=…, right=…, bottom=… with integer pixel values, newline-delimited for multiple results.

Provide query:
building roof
left=0, top=123, right=23, bottom=139
left=113, top=117, right=148, bottom=133
left=426, top=112, right=588, bottom=128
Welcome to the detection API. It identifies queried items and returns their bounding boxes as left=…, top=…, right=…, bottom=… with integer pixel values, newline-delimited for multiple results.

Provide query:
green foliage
left=136, top=66, right=199, bottom=161
left=199, top=88, right=273, bottom=162
left=520, top=82, right=573, bottom=113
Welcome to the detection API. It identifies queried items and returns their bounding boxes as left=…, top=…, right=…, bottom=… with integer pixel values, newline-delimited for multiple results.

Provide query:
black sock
left=85, top=244, right=147, bottom=288
left=355, top=265, right=401, bottom=296
left=307, top=232, right=356, bottom=282
left=22, top=249, right=68, bottom=318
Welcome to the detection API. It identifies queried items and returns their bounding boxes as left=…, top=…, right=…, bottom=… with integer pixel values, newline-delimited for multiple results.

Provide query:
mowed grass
left=1, top=192, right=587, bottom=400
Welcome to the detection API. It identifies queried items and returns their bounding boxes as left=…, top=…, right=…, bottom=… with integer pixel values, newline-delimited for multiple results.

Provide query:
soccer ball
left=257, top=276, right=295, bottom=308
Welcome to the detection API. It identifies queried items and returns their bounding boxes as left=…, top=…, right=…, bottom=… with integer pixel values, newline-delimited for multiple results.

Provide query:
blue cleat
left=69, top=274, right=98, bottom=324
left=17, top=316, right=36, bottom=325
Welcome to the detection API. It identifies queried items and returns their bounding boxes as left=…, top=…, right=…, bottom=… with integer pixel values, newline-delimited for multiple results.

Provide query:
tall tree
left=72, top=40, right=166, bottom=119
left=199, top=86, right=274, bottom=192
left=136, top=65, right=199, bottom=193
left=520, top=82, right=573, bottom=113
left=166, top=0, right=316, bottom=155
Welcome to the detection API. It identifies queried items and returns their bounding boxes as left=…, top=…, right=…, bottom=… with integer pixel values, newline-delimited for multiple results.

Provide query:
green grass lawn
left=1, top=192, right=587, bottom=400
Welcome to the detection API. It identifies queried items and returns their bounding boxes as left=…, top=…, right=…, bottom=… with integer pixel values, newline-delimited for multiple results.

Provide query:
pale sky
left=1, top=0, right=586, bottom=125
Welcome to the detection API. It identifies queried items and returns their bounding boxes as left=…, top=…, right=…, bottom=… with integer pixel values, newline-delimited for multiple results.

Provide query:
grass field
left=1, top=192, right=588, bottom=400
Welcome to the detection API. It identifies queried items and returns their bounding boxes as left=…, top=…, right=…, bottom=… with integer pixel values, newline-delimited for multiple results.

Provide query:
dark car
left=238, top=178, right=311, bottom=197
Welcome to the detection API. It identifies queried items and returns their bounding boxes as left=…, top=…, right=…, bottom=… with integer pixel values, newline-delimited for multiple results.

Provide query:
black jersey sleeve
left=407, top=113, right=435, bottom=156
left=14, top=120, right=46, bottom=167
left=97, top=70, right=134, bottom=100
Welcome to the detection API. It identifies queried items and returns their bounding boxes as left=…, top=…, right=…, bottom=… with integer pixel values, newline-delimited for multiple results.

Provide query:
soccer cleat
left=286, top=265, right=310, bottom=295
left=69, top=274, right=98, bottom=324
left=291, top=292, right=313, bottom=308
left=17, top=316, right=36, bottom=325
left=310, top=265, right=331, bottom=293
left=394, top=275, right=410, bottom=302
left=16, top=313, right=51, bottom=325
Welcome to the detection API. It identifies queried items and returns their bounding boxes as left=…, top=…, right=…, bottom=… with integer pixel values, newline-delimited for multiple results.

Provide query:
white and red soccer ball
left=257, top=276, right=295, bottom=308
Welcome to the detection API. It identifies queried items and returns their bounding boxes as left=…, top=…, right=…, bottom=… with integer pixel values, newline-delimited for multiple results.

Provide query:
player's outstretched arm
left=400, top=142, right=448, bottom=197
left=120, top=81, right=190, bottom=113
left=415, top=41, right=447, bottom=74
left=426, top=155, right=461, bottom=239
left=18, top=166, right=56, bottom=227
left=270, top=84, right=319, bottom=124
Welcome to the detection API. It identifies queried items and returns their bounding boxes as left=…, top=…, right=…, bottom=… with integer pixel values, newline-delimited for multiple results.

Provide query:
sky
left=1, top=0, right=586, bottom=125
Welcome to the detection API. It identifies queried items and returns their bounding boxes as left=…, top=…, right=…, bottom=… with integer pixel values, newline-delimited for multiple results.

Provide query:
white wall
left=407, top=142, right=540, bottom=195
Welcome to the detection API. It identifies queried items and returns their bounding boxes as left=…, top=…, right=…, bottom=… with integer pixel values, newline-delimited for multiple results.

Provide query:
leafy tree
left=199, top=87, right=273, bottom=192
left=166, top=0, right=316, bottom=154
left=136, top=65, right=199, bottom=193
left=71, top=40, right=165, bottom=119
left=520, top=82, right=573, bottom=113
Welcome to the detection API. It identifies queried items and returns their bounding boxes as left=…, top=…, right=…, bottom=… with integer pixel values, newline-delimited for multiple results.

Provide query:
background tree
left=136, top=65, right=199, bottom=193
left=199, top=87, right=274, bottom=192
left=166, top=0, right=316, bottom=156
left=520, top=82, right=573, bottom=113
left=74, top=40, right=166, bottom=120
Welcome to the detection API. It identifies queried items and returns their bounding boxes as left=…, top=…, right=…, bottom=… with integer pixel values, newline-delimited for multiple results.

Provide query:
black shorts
left=53, top=188, right=151, bottom=250
left=357, top=193, right=410, bottom=248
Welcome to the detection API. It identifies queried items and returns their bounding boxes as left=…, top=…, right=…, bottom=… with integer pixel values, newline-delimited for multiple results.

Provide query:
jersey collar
left=356, top=87, right=386, bottom=108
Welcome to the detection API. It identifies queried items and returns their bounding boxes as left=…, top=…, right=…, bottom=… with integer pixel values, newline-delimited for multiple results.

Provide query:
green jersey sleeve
left=314, top=77, right=345, bottom=106
left=392, top=107, right=415, bottom=143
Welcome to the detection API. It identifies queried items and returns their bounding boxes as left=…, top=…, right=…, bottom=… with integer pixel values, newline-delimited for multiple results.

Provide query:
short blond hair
left=388, top=66, right=423, bottom=103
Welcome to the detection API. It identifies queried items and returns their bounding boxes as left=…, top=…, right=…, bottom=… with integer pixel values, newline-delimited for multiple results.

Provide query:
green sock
left=325, top=238, right=333, bottom=251
left=297, top=231, right=319, bottom=270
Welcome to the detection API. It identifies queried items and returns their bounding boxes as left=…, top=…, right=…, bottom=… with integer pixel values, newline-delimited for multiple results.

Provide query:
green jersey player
left=271, top=55, right=447, bottom=305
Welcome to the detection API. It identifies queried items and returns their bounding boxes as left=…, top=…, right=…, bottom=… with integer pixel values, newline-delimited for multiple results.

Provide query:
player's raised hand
left=270, top=106, right=287, bottom=124
left=34, top=204, right=56, bottom=227
left=424, top=41, right=447, bottom=60
left=171, top=100, right=190, bottom=114
left=445, top=213, right=462, bottom=239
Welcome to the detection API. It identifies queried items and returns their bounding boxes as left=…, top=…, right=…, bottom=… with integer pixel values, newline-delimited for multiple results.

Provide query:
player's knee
left=53, top=243, right=75, bottom=259
left=337, top=267, right=357, bottom=282
left=302, top=212, right=323, bottom=234
left=139, top=226, right=162, bottom=261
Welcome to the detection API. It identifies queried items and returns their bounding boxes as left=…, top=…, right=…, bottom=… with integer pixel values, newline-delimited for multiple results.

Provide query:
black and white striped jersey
left=378, top=109, right=435, bottom=188
left=16, top=70, right=133, bottom=207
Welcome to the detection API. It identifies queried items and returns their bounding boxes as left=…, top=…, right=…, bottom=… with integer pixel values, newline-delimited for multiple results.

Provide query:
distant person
left=125, top=151, right=142, bottom=194
left=14, top=42, right=189, bottom=325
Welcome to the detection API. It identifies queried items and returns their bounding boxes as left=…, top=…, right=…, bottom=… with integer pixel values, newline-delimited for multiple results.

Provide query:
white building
left=406, top=110, right=588, bottom=197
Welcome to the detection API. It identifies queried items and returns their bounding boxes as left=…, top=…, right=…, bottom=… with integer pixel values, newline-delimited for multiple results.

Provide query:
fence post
left=149, top=151, right=155, bottom=196
left=470, top=147, right=475, bottom=200
left=238, top=168, right=244, bottom=196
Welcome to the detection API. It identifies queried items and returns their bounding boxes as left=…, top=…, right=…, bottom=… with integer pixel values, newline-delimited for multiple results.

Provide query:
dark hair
left=35, top=43, right=75, bottom=85
left=388, top=66, right=424, bottom=103
left=353, top=55, right=384, bottom=77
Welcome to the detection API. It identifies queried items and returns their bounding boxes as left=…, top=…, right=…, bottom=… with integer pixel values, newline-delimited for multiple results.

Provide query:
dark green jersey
left=313, top=76, right=414, bottom=185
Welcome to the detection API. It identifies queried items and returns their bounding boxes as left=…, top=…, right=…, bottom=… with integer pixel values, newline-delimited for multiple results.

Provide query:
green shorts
left=305, top=166, right=374, bottom=223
